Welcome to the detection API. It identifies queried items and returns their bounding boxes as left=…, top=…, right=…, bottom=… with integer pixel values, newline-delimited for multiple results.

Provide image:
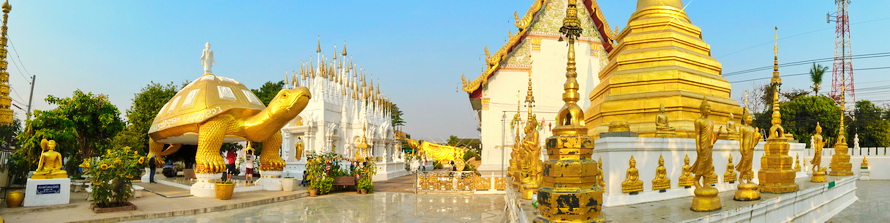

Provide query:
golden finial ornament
left=724, top=155, right=737, bottom=183
left=758, top=27, right=800, bottom=194
left=535, top=0, right=603, bottom=221
left=652, top=155, right=671, bottom=191
left=621, top=155, right=643, bottom=194
left=316, top=36, right=321, bottom=53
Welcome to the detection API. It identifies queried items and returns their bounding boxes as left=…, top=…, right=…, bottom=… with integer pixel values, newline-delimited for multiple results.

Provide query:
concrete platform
left=512, top=175, right=858, bottom=222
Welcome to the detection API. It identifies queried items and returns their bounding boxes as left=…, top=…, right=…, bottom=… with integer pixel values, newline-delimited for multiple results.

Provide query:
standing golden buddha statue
left=735, top=109, right=761, bottom=200
left=679, top=154, right=694, bottom=188
left=724, top=155, right=737, bottom=183
left=652, top=155, right=671, bottom=191
left=31, top=139, right=68, bottom=179
left=691, top=99, right=723, bottom=211
left=622, top=155, right=643, bottom=194
left=596, top=157, right=606, bottom=190
left=520, top=115, right=542, bottom=199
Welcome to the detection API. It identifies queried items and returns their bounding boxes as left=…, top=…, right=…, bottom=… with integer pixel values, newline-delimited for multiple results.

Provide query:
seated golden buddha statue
left=652, top=155, right=671, bottom=191
left=622, top=155, right=643, bottom=194
left=707, top=165, right=718, bottom=185
left=655, top=104, right=676, bottom=137
left=32, top=139, right=68, bottom=179
left=724, top=155, right=737, bottom=183
left=678, top=154, right=694, bottom=188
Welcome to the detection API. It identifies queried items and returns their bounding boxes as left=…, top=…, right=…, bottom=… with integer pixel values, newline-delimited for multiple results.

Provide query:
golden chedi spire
left=830, top=84, right=853, bottom=176
left=535, top=0, right=603, bottom=222
left=341, top=41, right=348, bottom=56
left=585, top=0, right=741, bottom=138
left=0, top=0, right=12, bottom=124
left=316, top=36, right=322, bottom=53
left=757, top=27, right=799, bottom=194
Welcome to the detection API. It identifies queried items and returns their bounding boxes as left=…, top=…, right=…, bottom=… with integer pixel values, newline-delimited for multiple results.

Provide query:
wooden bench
left=332, top=176, right=356, bottom=191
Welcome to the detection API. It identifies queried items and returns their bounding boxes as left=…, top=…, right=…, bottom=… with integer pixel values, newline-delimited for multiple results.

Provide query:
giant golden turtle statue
left=147, top=74, right=311, bottom=174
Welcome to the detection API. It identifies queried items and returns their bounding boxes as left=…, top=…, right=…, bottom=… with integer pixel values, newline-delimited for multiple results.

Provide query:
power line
left=729, top=66, right=890, bottom=83
left=724, top=52, right=890, bottom=77
left=7, top=37, right=34, bottom=79
left=9, top=87, right=26, bottom=102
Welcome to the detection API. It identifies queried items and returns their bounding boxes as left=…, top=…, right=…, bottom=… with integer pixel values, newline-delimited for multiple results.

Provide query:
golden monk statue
left=691, top=99, right=722, bottom=211
left=32, top=139, right=68, bottom=179
left=652, top=155, right=671, bottom=191
left=520, top=115, right=542, bottom=199
left=295, top=139, right=305, bottom=160
left=810, top=122, right=824, bottom=172
left=736, top=110, right=760, bottom=182
left=724, top=155, right=737, bottom=183
left=679, top=154, right=694, bottom=188
left=596, top=157, right=606, bottom=190
left=622, top=155, right=643, bottom=194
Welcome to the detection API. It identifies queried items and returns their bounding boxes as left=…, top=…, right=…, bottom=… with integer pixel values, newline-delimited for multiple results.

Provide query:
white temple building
left=279, top=39, right=406, bottom=181
left=460, top=0, right=614, bottom=174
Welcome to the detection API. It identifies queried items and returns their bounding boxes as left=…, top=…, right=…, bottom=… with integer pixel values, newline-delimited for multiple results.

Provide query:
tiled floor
left=126, top=192, right=506, bottom=223
left=829, top=180, right=890, bottom=223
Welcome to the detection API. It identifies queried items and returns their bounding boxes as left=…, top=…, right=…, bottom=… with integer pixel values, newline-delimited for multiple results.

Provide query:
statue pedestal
left=691, top=187, right=721, bottom=212
left=141, top=167, right=167, bottom=182
left=190, top=173, right=219, bottom=198
left=256, top=171, right=282, bottom=191
left=733, top=182, right=760, bottom=201
left=859, top=168, right=870, bottom=180
left=23, top=178, right=70, bottom=207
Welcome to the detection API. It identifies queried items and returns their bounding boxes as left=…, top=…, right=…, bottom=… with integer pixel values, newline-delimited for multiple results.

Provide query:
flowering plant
left=81, top=146, right=146, bottom=207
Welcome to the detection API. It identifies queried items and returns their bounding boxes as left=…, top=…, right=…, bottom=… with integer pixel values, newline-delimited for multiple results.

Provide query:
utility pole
left=25, top=75, right=34, bottom=119
left=828, top=0, right=855, bottom=106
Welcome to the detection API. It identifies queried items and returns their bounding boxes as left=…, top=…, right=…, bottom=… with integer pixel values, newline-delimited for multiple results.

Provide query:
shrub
left=81, top=146, right=146, bottom=207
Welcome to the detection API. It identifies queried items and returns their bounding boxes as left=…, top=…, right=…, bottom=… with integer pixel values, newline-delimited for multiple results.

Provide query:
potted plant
left=215, top=180, right=235, bottom=200
left=357, top=177, right=373, bottom=194
left=81, top=146, right=146, bottom=213
left=357, top=159, right=377, bottom=194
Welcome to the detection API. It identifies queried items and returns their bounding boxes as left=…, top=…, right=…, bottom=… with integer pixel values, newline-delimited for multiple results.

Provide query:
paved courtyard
left=127, top=192, right=505, bottom=223
left=829, top=180, right=890, bottom=222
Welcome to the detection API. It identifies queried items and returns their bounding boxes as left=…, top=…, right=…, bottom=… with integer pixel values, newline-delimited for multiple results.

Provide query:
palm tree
left=809, top=63, right=828, bottom=95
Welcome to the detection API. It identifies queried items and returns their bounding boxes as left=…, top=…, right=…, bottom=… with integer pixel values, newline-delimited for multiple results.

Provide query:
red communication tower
left=829, top=0, right=854, bottom=104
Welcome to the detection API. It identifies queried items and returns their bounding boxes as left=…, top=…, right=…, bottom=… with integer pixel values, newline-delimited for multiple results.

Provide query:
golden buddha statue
left=295, top=139, right=305, bottom=160
left=721, top=113, right=740, bottom=140
left=679, top=154, right=694, bottom=188
left=735, top=108, right=762, bottom=201
left=596, top=157, right=606, bottom=190
left=622, top=155, right=643, bottom=194
left=707, top=166, right=718, bottom=185
left=691, top=99, right=722, bottom=211
left=794, top=154, right=802, bottom=172
left=32, top=139, right=68, bottom=179
left=724, top=155, right=737, bottom=183
left=811, top=123, right=824, bottom=173
left=861, top=156, right=869, bottom=168
left=520, top=115, right=542, bottom=199
left=655, top=104, right=676, bottom=137
left=652, top=155, right=671, bottom=191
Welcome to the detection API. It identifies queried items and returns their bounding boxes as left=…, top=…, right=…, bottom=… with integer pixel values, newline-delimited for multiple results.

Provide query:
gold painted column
left=757, top=27, right=799, bottom=194
left=534, top=0, right=603, bottom=222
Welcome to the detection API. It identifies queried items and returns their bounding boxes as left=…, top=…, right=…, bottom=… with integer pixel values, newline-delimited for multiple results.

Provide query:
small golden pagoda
left=829, top=84, right=853, bottom=176
left=0, top=0, right=13, bottom=124
left=757, top=27, right=798, bottom=194
left=585, top=0, right=742, bottom=138
left=534, top=0, right=603, bottom=221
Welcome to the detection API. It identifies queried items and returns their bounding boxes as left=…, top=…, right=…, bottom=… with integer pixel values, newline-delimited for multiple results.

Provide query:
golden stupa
left=585, top=0, right=741, bottom=137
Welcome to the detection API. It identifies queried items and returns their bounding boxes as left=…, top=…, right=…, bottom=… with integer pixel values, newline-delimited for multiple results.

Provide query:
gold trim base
left=691, top=187, right=722, bottom=212
left=733, top=183, right=760, bottom=201
left=811, top=170, right=827, bottom=182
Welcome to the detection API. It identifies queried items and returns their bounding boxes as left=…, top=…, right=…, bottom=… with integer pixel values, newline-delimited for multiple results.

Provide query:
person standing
left=149, top=154, right=157, bottom=183
left=245, top=150, right=255, bottom=184
left=226, top=150, right=237, bottom=181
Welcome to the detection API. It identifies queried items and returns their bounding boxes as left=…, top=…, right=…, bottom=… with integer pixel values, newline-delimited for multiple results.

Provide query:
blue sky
left=5, top=1, right=890, bottom=141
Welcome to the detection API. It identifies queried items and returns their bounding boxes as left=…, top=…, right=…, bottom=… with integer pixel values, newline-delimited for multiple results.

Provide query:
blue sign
left=37, top=184, right=61, bottom=194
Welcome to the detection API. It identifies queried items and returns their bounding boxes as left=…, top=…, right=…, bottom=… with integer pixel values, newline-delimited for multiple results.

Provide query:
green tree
left=848, top=100, right=890, bottom=147
left=446, top=135, right=461, bottom=146
left=809, top=63, right=828, bottom=95
left=113, top=82, right=179, bottom=154
left=778, top=95, right=843, bottom=147
left=0, top=117, right=21, bottom=152
left=251, top=81, right=285, bottom=106
left=390, top=104, right=406, bottom=129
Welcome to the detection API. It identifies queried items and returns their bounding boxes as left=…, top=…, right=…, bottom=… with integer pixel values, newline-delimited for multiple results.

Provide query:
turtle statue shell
left=149, top=74, right=265, bottom=144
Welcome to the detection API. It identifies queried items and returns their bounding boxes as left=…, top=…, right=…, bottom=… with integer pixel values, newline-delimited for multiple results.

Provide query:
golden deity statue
left=596, top=157, right=606, bottom=190
left=691, top=99, right=722, bottom=211
left=32, top=139, right=68, bottom=179
left=520, top=115, right=542, bottom=199
left=652, top=155, right=671, bottom=191
left=794, top=154, right=801, bottom=172
left=721, top=113, right=740, bottom=140
left=862, top=156, right=869, bottom=168
left=295, top=140, right=304, bottom=160
left=810, top=122, right=825, bottom=172
left=622, top=155, right=643, bottom=194
left=508, top=100, right=523, bottom=185
left=655, top=104, right=676, bottom=137
left=724, top=155, right=737, bottom=183
left=679, top=154, right=694, bottom=188
left=735, top=109, right=761, bottom=200
left=707, top=166, right=718, bottom=185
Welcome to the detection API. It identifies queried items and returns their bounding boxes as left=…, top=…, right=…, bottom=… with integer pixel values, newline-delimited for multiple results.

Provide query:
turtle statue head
left=267, top=86, right=312, bottom=119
